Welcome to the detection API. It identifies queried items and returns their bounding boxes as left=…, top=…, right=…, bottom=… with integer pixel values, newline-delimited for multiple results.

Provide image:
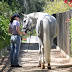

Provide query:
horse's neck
left=28, top=12, right=39, bottom=19
left=28, top=12, right=49, bottom=25
left=28, top=12, right=49, bottom=20
left=28, top=12, right=44, bottom=24
left=28, top=12, right=39, bottom=25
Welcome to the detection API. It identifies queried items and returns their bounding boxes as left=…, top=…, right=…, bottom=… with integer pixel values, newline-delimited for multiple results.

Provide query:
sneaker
left=10, top=65, right=15, bottom=67
left=14, top=64, right=22, bottom=67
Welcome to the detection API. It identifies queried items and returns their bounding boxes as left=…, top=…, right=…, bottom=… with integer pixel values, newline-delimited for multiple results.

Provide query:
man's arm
left=8, top=26, right=12, bottom=34
left=16, top=26, right=27, bottom=35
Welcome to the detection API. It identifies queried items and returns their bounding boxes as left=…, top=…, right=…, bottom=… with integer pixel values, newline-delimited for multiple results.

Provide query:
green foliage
left=0, top=0, right=45, bottom=49
left=43, top=1, right=72, bottom=15
left=28, top=0, right=45, bottom=13
left=7, top=0, right=24, bottom=13
left=69, top=18, right=72, bottom=39
left=0, top=15, right=10, bottom=50
left=22, top=29, right=37, bottom=39
left=4, top=0, right=45, bottom=14
left=1, top=0, right=72, bottom=49
left=69, top=18, right=72, bottom=56
left=0, top=1, right=12, bottom=50
left=0, top=1, right=12, bottom=17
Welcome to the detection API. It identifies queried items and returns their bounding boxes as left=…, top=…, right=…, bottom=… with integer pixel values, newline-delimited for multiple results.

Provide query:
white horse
left=22, top=12, right=57, bottom=69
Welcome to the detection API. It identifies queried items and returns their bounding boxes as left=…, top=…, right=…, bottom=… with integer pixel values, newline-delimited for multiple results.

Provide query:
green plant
left=0, top=15, right=10, bottom=50
left=43, top=1, right=72, bottom=15
left=0, top=1, right=12, bottom=17
left=69, top=18, right=72, bottom=39
left=69, top=18, right=72, bottom=56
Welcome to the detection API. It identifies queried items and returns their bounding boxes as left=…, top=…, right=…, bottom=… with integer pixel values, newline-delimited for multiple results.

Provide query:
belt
left=12, top=34, right=20, bottom=36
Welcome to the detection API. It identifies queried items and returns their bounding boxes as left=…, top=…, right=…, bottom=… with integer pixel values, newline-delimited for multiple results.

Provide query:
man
left=9, top=13, right=27, bottom=67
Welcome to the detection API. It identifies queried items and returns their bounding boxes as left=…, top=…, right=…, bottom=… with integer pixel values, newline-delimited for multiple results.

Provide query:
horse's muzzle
left=25, top=30, right=27, bottom=33
left=22, top=28, right=27, bottom=33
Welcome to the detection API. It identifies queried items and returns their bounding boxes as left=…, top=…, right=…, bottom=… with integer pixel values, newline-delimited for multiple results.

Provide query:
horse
left=22, top=12, right=57, bottom=69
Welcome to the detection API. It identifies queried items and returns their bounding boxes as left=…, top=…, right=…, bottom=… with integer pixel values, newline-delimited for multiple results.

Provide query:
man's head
left=13, top=13, right=21, bottom=21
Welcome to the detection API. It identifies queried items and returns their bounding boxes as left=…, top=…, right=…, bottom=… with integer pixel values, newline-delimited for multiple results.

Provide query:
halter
left=22, top=22, right=36, bottom=52
left=26, top=26, right=36, bottom=52
left=22, top=20, right=31, bottom=33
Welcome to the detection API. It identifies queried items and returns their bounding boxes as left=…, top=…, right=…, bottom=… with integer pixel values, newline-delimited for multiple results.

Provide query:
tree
left=0, top=1, right=12, bottom=16
left=2, top=0, right=45, bottom=14
left=22, top=0, right=45, bottom=14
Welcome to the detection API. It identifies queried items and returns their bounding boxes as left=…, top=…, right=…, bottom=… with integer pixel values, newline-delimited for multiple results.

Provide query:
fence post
left=56, top=13, right=60, bottom=47
left=66, top=10, right=70, bottom=56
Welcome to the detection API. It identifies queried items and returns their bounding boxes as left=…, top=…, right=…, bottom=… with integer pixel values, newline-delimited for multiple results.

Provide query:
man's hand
left=17, top=26, right=27, bottom=35
left=22, top=32, right=27, bottom=35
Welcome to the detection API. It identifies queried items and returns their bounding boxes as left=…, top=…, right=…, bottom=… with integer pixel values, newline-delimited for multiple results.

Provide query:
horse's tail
left=43, top=18, right=51, bottom=64
left=40, top=20, right=43, bottom=42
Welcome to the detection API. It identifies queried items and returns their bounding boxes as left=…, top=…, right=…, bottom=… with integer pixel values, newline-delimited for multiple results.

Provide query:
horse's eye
left=24, top=20, right=26, bottom=23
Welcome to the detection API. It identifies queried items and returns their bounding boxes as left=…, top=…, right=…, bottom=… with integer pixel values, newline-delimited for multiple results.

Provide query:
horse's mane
left=27, top=12, right=40, bottom=18
left=25, top=12, right=49, bottom=25
left=27, top=12, right=42, bottom=24
left=28, top=12, right=48, bottom=19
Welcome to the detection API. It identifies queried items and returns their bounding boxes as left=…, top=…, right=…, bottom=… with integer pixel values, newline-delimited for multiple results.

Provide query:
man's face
left=15, top=17, right=20, bottom=21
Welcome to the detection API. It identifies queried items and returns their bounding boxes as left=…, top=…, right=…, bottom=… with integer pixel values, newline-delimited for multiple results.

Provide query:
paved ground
left=0, top=43, right=72, bottom=72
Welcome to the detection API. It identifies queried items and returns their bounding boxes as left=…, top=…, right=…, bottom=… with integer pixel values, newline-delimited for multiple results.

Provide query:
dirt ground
left=1, top=43, right=72, bottom=72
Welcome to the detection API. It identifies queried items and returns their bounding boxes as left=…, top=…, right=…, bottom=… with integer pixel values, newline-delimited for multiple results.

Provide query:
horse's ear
left=21, top=13, right=24, bottom=15
left=21, top=13, right=26, bottom=17
left=36, top=18, right=38, bottom=20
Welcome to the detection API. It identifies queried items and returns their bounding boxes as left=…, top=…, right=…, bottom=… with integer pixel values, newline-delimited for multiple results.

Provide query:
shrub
left=69, top=18, right=72, bottom=56
left=69, top=18, right=72, bottom=39
left=43, top=1, right=72, bottom=15
left=0, top=15, right=10, bottom=50
left=0, top=1, right=12, bottom=17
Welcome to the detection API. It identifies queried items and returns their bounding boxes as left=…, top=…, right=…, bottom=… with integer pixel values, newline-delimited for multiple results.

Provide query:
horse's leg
left=38, top=44, right=41, bottom=67
left=44, top=46, right=51, bottom=69
left=47, top=44, right=51, bottom=69
left=47, top=39, right=54, bottom=69
left=41, top=46, right=45, bottom=69
left=48, top=63, right=51, bottom=69
left=46, top=42, right=51, bottom=69
left=43, top=19, right=51, bottom=69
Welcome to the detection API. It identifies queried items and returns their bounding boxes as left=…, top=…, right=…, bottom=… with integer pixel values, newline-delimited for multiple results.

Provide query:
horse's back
left=44, top=15, right=57, bottom=38
left=36, top=13, right=57, bottom=45
left=48, top=16, right=57, bottom=38
left=37, top=14, right=57, bottom=38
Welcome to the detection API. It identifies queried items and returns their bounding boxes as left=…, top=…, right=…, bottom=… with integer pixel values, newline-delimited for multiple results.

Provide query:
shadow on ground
left=21, top=43, right=56, bottom=50
left=0, top=43, right=59, bottom=72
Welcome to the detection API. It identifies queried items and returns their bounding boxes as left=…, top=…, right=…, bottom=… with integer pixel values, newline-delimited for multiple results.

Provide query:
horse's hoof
left=41, top=65, right=45, bottom=69
left=38, top=64, right=41, bottom=67
left=48, top=66, right=51, bottom=69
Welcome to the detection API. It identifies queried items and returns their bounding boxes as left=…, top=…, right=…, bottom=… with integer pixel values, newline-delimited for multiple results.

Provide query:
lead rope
left=27, top=33, right=31, bottom=52
left=27, top=25, right=36, bottom=52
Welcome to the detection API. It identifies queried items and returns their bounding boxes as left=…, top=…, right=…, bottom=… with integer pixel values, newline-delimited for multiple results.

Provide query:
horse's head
left=22, top=14, right=34, bottom=33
